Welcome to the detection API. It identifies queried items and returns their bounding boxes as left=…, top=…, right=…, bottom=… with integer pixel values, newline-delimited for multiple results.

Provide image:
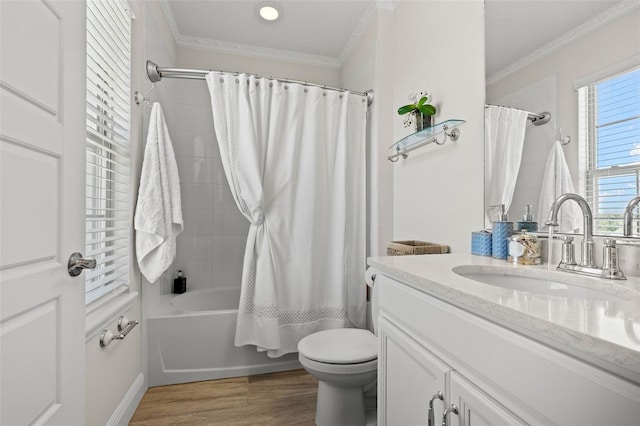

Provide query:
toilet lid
left=298, top=328, right=377, bottom=364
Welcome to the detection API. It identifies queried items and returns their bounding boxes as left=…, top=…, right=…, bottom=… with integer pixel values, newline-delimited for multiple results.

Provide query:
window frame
left=85, top=0, right=133, bottom=305
left=578, top=65, right=640, bottom=235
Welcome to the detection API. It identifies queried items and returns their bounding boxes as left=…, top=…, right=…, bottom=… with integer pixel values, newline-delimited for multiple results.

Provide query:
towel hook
left=134, top=83, right=155, bottom=107
left=558, top=128, right=571, bottom=145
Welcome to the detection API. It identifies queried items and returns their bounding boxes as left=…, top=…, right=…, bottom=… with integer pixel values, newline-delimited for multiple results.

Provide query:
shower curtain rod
left=146, top=60, right=374, bottom=106
left=485, top=104, right=551, bottom=126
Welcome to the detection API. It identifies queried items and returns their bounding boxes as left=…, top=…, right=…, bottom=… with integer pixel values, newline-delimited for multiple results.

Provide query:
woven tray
left=387, top=240, right=450, bottom=256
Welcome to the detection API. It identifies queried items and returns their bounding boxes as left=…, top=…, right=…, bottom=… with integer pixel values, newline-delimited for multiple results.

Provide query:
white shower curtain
left=485, top=106, right=529, bottom=221
left=206, top=73, right=367, bottom=357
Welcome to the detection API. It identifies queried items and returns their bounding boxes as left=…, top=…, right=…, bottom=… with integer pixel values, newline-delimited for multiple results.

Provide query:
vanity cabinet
left=449, top=372, right=524, bottom=426
left=379, top=316, right=523, bottom=426
left=376, top=274, right=640, bottom=426
left=379, top=316, right=448, bottom=424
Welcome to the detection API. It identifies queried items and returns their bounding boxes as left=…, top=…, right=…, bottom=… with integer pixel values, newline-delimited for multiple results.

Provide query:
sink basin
left=452, top=265, right=620, bottom=301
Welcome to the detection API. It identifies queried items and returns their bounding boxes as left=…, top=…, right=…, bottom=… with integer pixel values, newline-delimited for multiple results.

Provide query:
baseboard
left=106, top=372, right=146, bottom=426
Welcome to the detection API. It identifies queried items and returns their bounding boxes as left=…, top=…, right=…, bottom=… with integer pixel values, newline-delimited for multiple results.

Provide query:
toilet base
left=316, top=381, right=365, bottom=426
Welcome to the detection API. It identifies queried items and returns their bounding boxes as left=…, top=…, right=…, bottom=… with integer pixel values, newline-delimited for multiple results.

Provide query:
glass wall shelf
left=388, top=119, right=465, bottom=162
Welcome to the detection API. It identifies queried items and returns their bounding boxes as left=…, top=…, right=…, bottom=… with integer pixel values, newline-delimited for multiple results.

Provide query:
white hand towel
left=134, top=103, right=183, bottom=283
left=537, top=141, right=582, bottom=232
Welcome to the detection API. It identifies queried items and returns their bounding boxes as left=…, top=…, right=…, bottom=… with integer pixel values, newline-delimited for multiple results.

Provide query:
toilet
left=297, top=271, right=379, bottom=426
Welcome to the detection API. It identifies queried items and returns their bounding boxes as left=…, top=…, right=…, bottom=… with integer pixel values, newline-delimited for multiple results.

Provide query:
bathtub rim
left=148, top=287, right=240, bottom=319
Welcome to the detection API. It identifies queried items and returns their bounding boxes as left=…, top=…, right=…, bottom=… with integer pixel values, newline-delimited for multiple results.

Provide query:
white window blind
left=85, top=0, right=132, bottom=304
left=578, top=66, right=640, bottom=235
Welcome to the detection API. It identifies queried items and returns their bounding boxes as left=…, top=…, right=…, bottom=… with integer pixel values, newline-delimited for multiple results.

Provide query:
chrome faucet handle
left=602, top=239, right=626, bottom=279
left=560, top=236, right=577, bottom=266
left=580, top=239, right=597, bottom=268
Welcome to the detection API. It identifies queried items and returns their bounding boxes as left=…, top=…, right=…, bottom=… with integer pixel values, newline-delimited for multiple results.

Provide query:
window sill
left=85, top=289, right=139, bottom=341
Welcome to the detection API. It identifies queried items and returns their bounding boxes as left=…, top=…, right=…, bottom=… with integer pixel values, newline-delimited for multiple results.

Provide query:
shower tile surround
left=153, top=78, right=249, bottom=296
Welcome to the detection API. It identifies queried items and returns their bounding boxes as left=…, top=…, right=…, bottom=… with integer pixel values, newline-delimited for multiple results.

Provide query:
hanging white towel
left=134, top=103, right=183, bottom=283
left=537, top=141, right=581, bottom=232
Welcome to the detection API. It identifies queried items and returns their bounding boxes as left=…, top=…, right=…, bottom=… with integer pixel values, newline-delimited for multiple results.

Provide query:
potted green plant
left=398, top=92, right=436, bottom=131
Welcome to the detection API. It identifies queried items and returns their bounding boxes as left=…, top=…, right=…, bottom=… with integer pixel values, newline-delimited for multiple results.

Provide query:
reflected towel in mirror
left=537, top=141, right=581, bottom=232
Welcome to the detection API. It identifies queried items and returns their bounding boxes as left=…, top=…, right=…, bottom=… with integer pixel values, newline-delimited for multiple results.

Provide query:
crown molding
left=160, top=0, right=385, bottom=68
left=339, top=3, right=377, bottom=63
left=176, top=35, right=342, bottom=67
left=160, top=0, right=181, bottom=41
left=487, top=0, right=640, bottom=85
left=375, top=0, right=399, bottom=11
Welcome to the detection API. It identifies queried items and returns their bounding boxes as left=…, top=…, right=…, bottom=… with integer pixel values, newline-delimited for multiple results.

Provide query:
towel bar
left=99, top=316, right=139, bottom=347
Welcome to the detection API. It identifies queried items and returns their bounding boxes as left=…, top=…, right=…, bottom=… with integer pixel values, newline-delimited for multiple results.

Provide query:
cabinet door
left=379, top=317, right=450, bottom=426
left=447, top=372, right=525, bottom=426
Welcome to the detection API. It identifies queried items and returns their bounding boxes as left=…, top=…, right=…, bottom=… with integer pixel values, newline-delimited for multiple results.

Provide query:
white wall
left=392, top=0, right=486, bottom=253
left=341, top=7, right=395, bottom=257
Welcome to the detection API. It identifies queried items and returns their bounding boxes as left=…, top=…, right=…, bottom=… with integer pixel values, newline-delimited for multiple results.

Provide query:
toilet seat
left=298, top=328, right=377, bottom=364
left=299, top=352, right=377, bottom=375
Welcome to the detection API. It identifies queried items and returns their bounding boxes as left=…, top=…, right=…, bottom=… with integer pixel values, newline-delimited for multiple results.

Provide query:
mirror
left=484, top=0, right=639, bottom=236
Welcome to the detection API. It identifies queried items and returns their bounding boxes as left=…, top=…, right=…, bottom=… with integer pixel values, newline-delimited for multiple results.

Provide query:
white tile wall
left=165, top=79, right=248, bottom=291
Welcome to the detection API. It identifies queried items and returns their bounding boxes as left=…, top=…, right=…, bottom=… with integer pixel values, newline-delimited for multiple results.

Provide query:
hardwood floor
left=129, top=369, right=318, bottom=425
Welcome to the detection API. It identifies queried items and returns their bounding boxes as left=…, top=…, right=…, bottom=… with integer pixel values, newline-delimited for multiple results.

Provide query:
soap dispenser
left=492, top=204, right=513, bottom=260
left=173, top=270, right=186, bottom=294
left=516, top=205, right=538, bottom=232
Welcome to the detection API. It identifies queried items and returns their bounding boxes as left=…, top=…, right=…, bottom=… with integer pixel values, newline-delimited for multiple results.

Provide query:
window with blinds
left=578, top=66, right=640, bottom=235
left=85, top=0, right=132, bottom=304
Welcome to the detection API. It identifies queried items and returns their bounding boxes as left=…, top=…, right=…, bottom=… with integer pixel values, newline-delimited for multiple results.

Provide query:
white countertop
left=368, top=253, right=640, bottom=384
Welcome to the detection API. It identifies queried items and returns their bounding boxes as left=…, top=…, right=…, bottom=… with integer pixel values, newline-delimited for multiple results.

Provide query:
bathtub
left=148, top=287, right=301, bottom=387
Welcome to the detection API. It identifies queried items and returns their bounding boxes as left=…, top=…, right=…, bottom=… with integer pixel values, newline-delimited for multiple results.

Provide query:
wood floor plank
left=130, top=369, right=317, bottom=425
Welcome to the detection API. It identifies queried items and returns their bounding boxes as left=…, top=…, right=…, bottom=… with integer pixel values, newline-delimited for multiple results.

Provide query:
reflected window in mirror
left=578, top=66, right=640, bottom=235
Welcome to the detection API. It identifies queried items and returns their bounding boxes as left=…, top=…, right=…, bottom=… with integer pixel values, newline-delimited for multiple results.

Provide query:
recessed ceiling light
left=258, top=3, right=281, bottom=21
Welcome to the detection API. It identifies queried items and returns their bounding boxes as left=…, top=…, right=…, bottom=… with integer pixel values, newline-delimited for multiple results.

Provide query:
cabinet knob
left=442, top=404, right=459, bottom=426
left=428, top=391, right=444, bottom=426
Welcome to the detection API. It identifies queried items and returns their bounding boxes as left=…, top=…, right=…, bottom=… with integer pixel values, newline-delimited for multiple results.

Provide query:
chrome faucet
left=545, top=193, right=625, bottom=280
left=545, top=193, right=596, bottom=268
left=623, top=195, right=640, bottom=237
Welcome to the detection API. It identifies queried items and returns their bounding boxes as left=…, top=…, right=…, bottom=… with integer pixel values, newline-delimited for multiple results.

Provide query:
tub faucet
left=545, top=193, right=596, bottom=268
left=623, top=195, right=640, bottom=236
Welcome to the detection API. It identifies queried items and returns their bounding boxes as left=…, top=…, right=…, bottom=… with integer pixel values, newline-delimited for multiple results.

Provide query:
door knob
left=68, top=252, right=97, bottom=276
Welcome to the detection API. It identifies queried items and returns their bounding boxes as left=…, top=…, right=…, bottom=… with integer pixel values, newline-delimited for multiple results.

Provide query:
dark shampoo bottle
left=173, top=270, right=186, bottom=294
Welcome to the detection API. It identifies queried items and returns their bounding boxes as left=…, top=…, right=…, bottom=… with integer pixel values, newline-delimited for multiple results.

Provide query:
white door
left=1, top=0, right=86, bottom=424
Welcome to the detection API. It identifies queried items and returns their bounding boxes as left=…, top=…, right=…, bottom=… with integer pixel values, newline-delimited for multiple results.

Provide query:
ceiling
left=164, top=0, right=626, bottom=74
left=164, top=0, right=375, bottom=65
